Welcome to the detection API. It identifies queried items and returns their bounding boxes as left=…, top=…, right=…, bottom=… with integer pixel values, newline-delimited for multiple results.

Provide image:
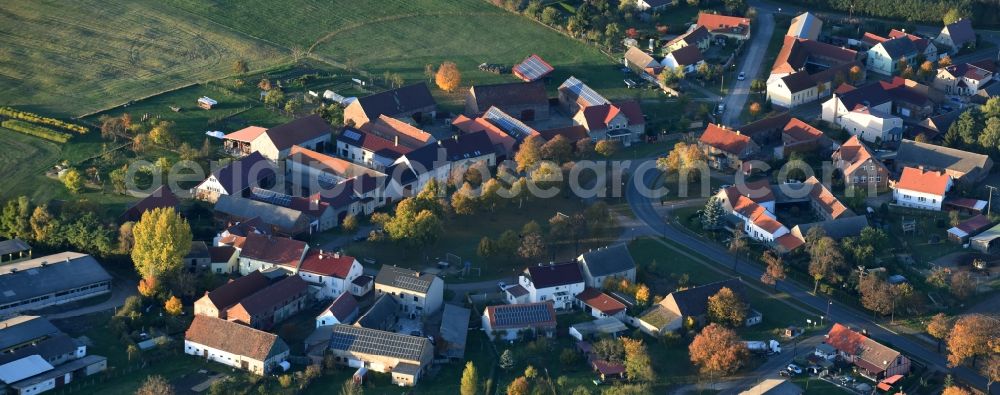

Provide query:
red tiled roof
left=861, top=32, right=889, bottom=46
left=772, top=37, right=857, bottom=75
left=452, top=114, right=517, bottom=154
left=224, top=126, right=268, bottom=142
left=955, top=214, right=991, bottom=234
left=240, top=232, right=307, bottom=267
left=581, top=104, right=621, bottom=129
left=825, top=323, right=903, bottom=375
left=697, top=13, right=750, bottom=35
left=614, top=100, right=645, bottom=126
left=888, top=29, right=930, bottom=52
left=576, top=287, right=627, bottom=316
left=895, top=167, right=950, bottom=196
left=700, top=123, right=751, bottom=155
left=299, top=250, right=356, bottom=278
left=782, top=118, right=823, bottom=143
left=186, top=316, right=287, bottom=361
left=592, top=359, right=626, bottom=376
left=806, top=177, right=850, bottom=219
left=836, top=135, right=882, bottom=176
left=203, top=271, right=271, bottom=310
left=776, top=234, right=805, bottom=251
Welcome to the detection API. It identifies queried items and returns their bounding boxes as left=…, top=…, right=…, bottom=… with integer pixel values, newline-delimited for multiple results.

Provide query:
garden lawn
left=0, top=0, right=288, bottom=117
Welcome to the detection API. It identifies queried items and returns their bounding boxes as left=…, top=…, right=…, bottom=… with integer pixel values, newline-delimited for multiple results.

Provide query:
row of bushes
left=0, top=106, right=88, bottom=134
left=1, top=119, right=72, bottom=143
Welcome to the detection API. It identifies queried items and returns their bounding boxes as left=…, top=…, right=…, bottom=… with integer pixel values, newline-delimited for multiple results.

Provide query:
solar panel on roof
left=329, top=326, right=426, bottom=361
left=342, top=129, right=362, bottom=141
left=249, top=187, right=292, bottom=207
left=394, top=275, right=431, bottom=292
left=514, top=55, right=554, bottom=81
left=493, top=304, right=552, bottom=327
left=484, top=107, right=536, bottom=140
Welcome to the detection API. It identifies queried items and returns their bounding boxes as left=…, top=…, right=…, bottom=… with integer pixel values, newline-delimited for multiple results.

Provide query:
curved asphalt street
left=625, top=158, right=996, bottom=394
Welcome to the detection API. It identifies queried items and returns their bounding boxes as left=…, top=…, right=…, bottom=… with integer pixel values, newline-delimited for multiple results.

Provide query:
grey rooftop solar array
left=341, top=129, right=363, bottom=142
left=249, top=187, right=293, bottom=207
left=560, top=76, right=609, bottom=106
left=484, top=107, right=536, bottom=140
left=328, top=324, right=429, bottom=361
left=492, top=303, right=553, bottom=327
left=514, top=55, right=554, bottom=81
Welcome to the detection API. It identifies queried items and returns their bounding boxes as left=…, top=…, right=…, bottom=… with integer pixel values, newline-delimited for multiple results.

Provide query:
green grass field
left=0, top=0, right=289, bottom=117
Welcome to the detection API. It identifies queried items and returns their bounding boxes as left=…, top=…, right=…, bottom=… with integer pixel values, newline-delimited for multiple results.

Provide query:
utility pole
left=986, top=185, right=997, bottom=217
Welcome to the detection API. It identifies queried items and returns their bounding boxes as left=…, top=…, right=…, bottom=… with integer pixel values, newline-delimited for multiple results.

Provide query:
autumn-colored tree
left=135, top=375, right=175, bottom=395
left=515, top=134, right=544, bottom=172
left=849, top=65, right=863, bottom=83
left=506, top=377, right=530, bottom=395
left=131, top=207, right=192, bottom=282
left=460, top=361, right=478, bottom=395
left=942, top=386, right=971, bottom=395
left=342, top=214, right=358, bottom=232
left=707, top=287, right=747, bottom=327
left=983, top=354, right=999, bottom=394
left=233, top=59, right=248, bottom=75
left=950, top=271, right=976, bottom=300
left=939, top=55, right=953, bottom=67
left=927, top=313, right=952, bottom=352
left=760, top=251, right=786, bottom=288
left=148, top=121, right=176, bottom=146
left=451, top=182, right=478, bottom=215
left=947, top=314, right=999, bottom=368
left=576, top=138, right=595, bottom=158
left=164, top=295, right=182, bottom=316
left=919, top=60, right=935, bottom=80
left=30, top=204, right=59, bottom=244
left=137, top=277, right=158, bottom=298
left=258, top=78, right=272, bottom=91
left=748, top=102, right=761, bottom=118
left=541, top=135, right=573, bottom=163
left=518, top=233, right=546, bottom=261
left=61, top=168, right=83, bottom=194
left=635, top=284, right=650, bottom=307
left=595, top=139, right=620, bottom=157
left=435, top=61, right=461, bottom=92
left=808, top=235, right=845, bottom=293
left=689, top=323, right=749, bottom=376
left=622, top=337, right=656, bottom=382
left=859, top=275, right=893, bottom=316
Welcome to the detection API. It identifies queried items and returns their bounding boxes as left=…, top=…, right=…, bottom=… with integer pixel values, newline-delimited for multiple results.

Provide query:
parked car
left=786, top=364, right=802, bottom=375
left=717, top=103, right=726, bottom=114
left=738, top=72, right=746, bottom=81
left=778, top=370, right=791, bottom=377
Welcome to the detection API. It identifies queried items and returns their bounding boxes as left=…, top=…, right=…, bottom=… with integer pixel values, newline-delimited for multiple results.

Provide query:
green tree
left=808, top=235, right=846, bottom=293
left=460, top=361, right=478, bottom=395
left=595, top=140, right=619, bottom=157
left=948, top=108, right=982, bottom=147
left=284, top=98, right=302, bottom=115
left=264, top=89, right=285, bottom=108
left=499, top=349, right=515, bottom=370
left=622, top=338, right=655, bottom=382
left=131, top=207, right=192, bottom=281
left=339, top=379, right=364, bottom=395
left=979, top=117, right=1000, bottom=152
left=701, top=197, right=724, bottom=230
left=61, top=168, right=83, bottom=194
left=496, top=230, right=520, bottom=259
left=540, top=7, right=561, bottom=25
left=477, top=236, right=496, bottom=258
left=30, top=204, right=60, bottom=244
left=943, top=9, right=964, bottom=25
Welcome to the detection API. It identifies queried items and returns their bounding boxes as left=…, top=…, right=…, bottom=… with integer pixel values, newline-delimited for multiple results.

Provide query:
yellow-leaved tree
left=131, top=207, right=192, bottom=282
left=435, top=61, right=461, bottom=92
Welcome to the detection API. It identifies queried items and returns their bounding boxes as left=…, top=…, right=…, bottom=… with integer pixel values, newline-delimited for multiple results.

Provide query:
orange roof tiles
left=224, top=126, right=268, bottom=142
left=776, top=234, right=805, bottom=251
left=576, top=287, right=627, bottom=316
left=299, top=250, right=356, bottom=278
left=895, top=167, right=950, bottom=196
left=805, top=177, right=850, bottom=219
left=697, top=13, right=750, bottom=35
left=700, top=124, right=751, bottom=155
left=782, top=118, right=824, bottom=143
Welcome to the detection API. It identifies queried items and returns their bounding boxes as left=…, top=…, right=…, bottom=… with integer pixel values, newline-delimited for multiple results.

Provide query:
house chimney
left=334, top=251, right=341, bottom=258
left=394, top=135, right=399, bottom=147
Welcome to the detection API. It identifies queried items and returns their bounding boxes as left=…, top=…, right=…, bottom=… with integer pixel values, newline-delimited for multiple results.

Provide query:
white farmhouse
left=184, top=316, right=290, bottom=375
left=316, top=293, right=359, bottom=327
left=577, top=244, right=636, bottom=288
left=297, top=250, right=365, bottom=300
left=373, top=265, right=445, bottom=319
left=822, top=84, right=902, bottom=144
left=893, top=167, right=952, bottom=211
left=515, top=262, right=586, bottom=310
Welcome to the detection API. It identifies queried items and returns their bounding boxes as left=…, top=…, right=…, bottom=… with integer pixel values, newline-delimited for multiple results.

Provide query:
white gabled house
left=184, top=316, right=290, bottom=375
left=516, top=262, right=586, bottom=310
left=316, top=293, right=359, bottom=327
left=296, top=250, right=365, bottom=300
left=892, top=167, right=952, bottom=211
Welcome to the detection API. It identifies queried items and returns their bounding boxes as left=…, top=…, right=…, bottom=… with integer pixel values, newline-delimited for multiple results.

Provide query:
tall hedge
left=1, top=119, right=72, bottom=143
left=0, top=107, right=88, bottom=134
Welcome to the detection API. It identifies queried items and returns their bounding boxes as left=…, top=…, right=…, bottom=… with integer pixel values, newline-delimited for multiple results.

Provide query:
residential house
left=120, top=185, right=179, bottom=223
left=935, top=19, right=975, bottom=54
left=822, top=83, right=903, bottom=143
left=664, top=25, right=710, bottom=53
left=778, top=118, right=829, bottom=158
left=789, top=216, right=871, bottom=242
left=879, top=77, right=935, bottom=120
left=696, top=13, right=751, bottom=41
left=373, top=265, right=445, bottom=318
left=481, top=301, right=557, bottom=341
left=386, top=131, right=496, bottom=198
left=866, top=36, right=918, bottom=75
left=515, top=262, right=586, bottom=310
left=635, top=0, right=675, bottom=11
left=713, top=180, right=776, bottom=214
left=286, top=145, right=384, bottom=196
left=766, top=37, right=859, bottom=109
left=452, top=111, right=524, bottom=158
left=787, top=12, right=822, bottom=40
left=698, top=123, right=760, bottom=171
left=624, top=47, right=662, bottom=76
left=887, top=29, right=938, bottom=61
left=316, top=293, right=359, bottom=327
left=638, top=278, right=755, bottom=334
left=734, top=195, right=790, bottom=244
left=184, top=316, right=290, bottom=375
left=934, top=62, right=995, bottom=96
left=512, top=54, right=555, bottom=82
left=735, top=113, right=793, bottom=146
left=803, top=177, right=853, bottom=220
left=912, top=110, right=961, bottom=141
left=246, top=187, right=339, bottom=232
left=237, top=232, right=308, bottom=275
left=214, top=195, right=313, bottom=237
left=894, top=139, right=994, bottom=183
left=576, top=287, right=627, bottom=319
left=297, top=250, right=364, bottom=299
left=354, top=294, right=399, bottom=331
left=465, top=81, right=549, bottom=121
left=661, top=45, right=705, bottom=74
left=184, top=241, right=211, bottom=273
left=823, top=323, right=911, bottom=380
left=0, top=252, right=112, bottom=317
left=892, top=167, right=952, bottom=211
left=947, top=214, right=992, bottom=243
left=335, top=128, right=413, bottom=171
left=0, top=316, right=107, bottom=395
left=209, top=246, right=238, bottom=274
left=343, top=83, right=437, bottom=127
left=577, top=244, right=637, bottom=288
left=558, top=77, right=646, bottom=146
left=326, top=324, right=434, bottom=386
left=832, top=136, right=890, bottom=190
left=226, top=275, right=308, bottom=330
left=192, top=152, right=277, bottom=203
left=360, top=115, right=436, bottom=146
left=256, top=115, right=333, bottom=161
left=193, top=271, right=272, bottom=319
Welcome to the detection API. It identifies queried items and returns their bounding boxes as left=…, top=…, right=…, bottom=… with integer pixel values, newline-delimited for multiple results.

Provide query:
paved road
left=624, top=157, right=996, bottom=394
left=721, top=9, right=775, bottom=126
